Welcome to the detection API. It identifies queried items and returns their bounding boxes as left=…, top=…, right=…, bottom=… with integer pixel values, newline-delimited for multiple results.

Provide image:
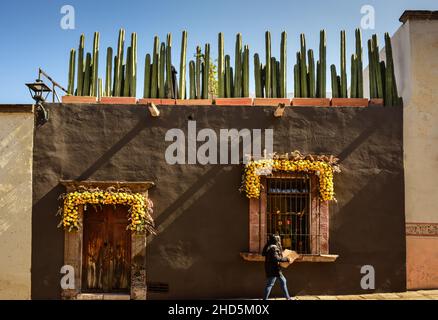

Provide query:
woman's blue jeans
left=263, top=274, right=291, bottom=299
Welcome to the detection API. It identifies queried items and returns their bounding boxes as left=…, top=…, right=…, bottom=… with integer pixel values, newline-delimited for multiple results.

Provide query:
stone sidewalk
left=290, top=290, right=438, bottom=300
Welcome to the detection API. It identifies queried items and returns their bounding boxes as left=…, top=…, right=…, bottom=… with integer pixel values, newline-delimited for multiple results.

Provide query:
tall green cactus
left=280, top=31, right=287, bottom=98
left=114, top=29, right=125, bottom=97
left=299, top=34, right=308, bottom=98
left=330, top=64, right=339, bottom=98
left=91, top=32, right=100, bottom=97
left=77, top=34, right=85, bottom=96
left=179, top=30, right=188, bottom=99
left=367, top=39, right=376, bottom=99
left=234, top=33, right=242, bottom=97
left=350, top=54, right=358, bottom=98
left=308, top=49, right=315, bottom=98
left=83, top=53, right=92, bottom=96
left=218, top=32, right=225, bottom=98
left=242, top=45, right=249, bottom=97
left=254, top=53, right=262, bottom=98
left=203, top=43, right=210, bottom=99
left=340, top=30, right=347, bottom=98
left=166, top=33, right=173, bottom=98
left=384, top=32, right=398, bottom=106
left=189, top=60, right=196, bottom=99
left=265, top=31, right=271, bottom=98
left=151, top=36, right=159, bottom=98
left=372, top=34, right=384, bottom=99
left=159, top=42, right=166, bottom=98
left=225, top=54, right=232, bottom=98
left=105, top=47, right=113, bottom=97
left=355, top=28, right=363, bottom=98
left=67, top=49, right=76, bottom=95
left=130, top=32, right=137, bottom=97
left=318, top=30, right=327, bottom=98
left=294, top=52, right=301, bottom=98
left=123, top=46, right=132, bottom=97
left=271, top=57, right=277, bottom=98
left=143, top=53, right=151, bottom=98
left=98, top=78, right=103, bottom=99
left=316, top=60, right=321, bottom=98
left=195, top=46, right=201, bottom=99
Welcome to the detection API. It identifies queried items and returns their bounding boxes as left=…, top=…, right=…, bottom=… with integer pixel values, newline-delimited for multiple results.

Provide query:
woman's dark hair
left=262, top=234, right=282, bottom=256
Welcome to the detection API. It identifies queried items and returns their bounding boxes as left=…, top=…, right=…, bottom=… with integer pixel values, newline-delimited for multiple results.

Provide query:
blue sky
left=1, top=0, right=437, bottom=103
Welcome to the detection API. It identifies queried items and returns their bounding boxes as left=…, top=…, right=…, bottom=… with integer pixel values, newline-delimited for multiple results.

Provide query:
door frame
left=60, top=180, right=154, bottom=300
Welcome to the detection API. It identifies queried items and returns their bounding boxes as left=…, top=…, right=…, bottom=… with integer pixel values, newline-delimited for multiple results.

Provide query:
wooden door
left=82, top=205, right=131, bottom=293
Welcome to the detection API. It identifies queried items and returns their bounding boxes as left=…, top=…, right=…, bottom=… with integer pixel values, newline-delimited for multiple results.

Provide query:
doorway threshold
left=77, top=293, right=131, bottom=300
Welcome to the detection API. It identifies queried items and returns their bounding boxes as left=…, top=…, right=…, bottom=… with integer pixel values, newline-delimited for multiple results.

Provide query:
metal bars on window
left=266, top=176, right=315, bottom=254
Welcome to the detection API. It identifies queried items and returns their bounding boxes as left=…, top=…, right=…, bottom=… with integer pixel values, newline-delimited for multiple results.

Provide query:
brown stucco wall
left=31, top=103, right=405, bottom=299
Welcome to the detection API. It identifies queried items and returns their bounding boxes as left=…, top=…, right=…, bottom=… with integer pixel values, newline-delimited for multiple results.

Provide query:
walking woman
left=262, top=234, right=294, bottom=300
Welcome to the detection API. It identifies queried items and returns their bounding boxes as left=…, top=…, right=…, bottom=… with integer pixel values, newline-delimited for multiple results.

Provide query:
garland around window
left=242, top=152, right=340, bottom=201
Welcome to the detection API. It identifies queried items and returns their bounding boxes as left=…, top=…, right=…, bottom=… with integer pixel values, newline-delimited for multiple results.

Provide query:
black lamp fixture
left=25, top=68, right=68, bottom=125
left=25, top=79, right=52, bottom=103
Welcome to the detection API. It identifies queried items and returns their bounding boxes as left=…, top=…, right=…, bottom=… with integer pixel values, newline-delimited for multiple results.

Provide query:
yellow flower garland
left=60, top=190, right=154, bottom=233
left=243, top=158, right=337, bottom=201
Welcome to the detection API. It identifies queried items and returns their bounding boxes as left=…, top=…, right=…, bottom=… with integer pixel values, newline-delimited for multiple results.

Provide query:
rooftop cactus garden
left=66, top=29, right=401, bottom=106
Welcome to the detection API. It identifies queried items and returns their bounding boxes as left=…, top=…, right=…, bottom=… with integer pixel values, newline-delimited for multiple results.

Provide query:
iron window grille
left=266, top=176, right=316, bottom=254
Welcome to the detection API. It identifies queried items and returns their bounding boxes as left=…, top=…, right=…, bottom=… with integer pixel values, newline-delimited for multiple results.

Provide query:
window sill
left=240, top=252, right=339, bottom=263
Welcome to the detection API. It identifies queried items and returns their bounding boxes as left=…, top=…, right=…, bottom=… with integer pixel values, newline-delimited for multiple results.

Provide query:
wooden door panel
left=82, top=205, right=131, bottom=293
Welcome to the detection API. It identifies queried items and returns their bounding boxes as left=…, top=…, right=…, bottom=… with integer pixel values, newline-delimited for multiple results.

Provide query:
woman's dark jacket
left=262, top=243, right=289, bottom=277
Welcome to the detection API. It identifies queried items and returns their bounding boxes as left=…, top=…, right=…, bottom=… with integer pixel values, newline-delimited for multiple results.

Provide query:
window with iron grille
left=266, top=177, right=311, bottom=254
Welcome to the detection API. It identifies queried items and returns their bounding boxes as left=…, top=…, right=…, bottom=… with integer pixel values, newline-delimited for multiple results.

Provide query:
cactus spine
left=179, top=31, right=188, bottom=99
left=265, top=31, right=271, bottom=98
left=68, top=48, right=76, bottom=95
left=143, top=54, right=151, bottom=98
left=203, top=43, right=210, bottom=99
left=308, top=49, right=315, bottom=98
left=166, top=33, right=173, bottom=98
left=195, top=46, right=201, bottom=99
left=279, top=31, right=287, bottom=98
left=234, top=33, right=242, bottom=97
left=340, top=30, right=347, bottom=98
left=254, top=53, right=262, bottom=98
left=105, top=47, right=113, bottom=97
left=218, top=33, right=225, bottom=98
left=242, top=45, right=249, bottom=97
left=225, top=55, right=232, bottom=98
left=114, top=29, right=125, bottom=97
left=299, top=34, right=308, bottom=97
left=77, top=34, right=85, bottom=96
left=151, top=36, right=159, bottom=98
left=318, top=30, right=327, bottom=98
left=159, top=42, right=166, bottom=98
left=189, top=60, right=196, bottom=99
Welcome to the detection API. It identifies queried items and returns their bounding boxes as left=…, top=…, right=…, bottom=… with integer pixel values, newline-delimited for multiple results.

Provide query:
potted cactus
left=292, top=30, right=330, bottom=107
left=330, top=29, right=368, bottom=107
left=215, top=33, right=253, bottom=106
left=252, top=31, right=290, bottom=106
